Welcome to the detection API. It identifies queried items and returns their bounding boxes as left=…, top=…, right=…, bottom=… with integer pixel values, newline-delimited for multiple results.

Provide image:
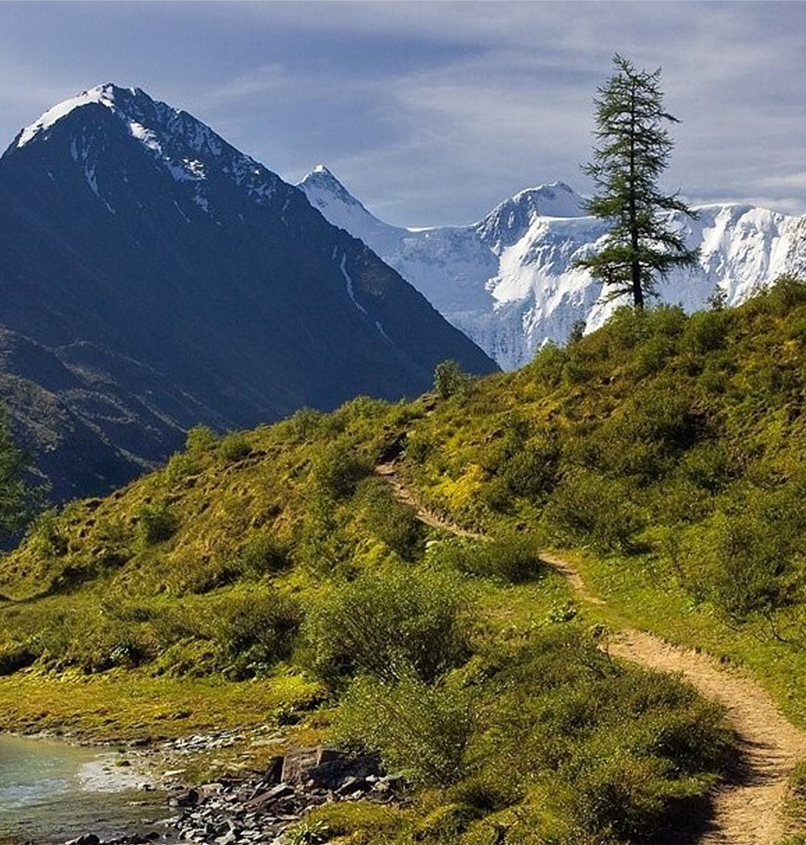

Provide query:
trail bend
left=376, top=462, right=806, bottom=845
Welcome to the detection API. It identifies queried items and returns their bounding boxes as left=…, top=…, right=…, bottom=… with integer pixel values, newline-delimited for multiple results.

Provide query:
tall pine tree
left=576, top=55, right=699, bottom=309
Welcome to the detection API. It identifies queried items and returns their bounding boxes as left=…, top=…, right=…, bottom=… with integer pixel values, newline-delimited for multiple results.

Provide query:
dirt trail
left=376, top=462, right=806, bottom=845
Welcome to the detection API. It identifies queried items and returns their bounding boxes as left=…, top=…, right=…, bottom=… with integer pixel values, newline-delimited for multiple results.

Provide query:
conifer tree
left=576, top=55, right=699, bottom=309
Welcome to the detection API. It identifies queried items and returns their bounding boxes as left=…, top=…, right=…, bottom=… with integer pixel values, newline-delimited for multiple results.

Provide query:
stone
left=243, top=783, right=295, bottom=812
left=65, top=836, right=100, bottom=845
left=335, top=776, right=369, bottom=796
left=170, top=788, right=200, bottom=808
left=262, top=755, right=284, bottom=786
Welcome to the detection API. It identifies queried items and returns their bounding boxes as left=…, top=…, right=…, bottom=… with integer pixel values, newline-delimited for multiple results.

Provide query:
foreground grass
left=6, top=284, right=806, bottom=841
left=0, top=668, right=320, bottom=743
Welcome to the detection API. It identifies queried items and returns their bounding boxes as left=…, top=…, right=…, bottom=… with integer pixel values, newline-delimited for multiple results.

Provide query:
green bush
left=434, top=360, right=471, bottom=399
left=207, top=590, right=303, bottom=678
left=359, top=478, right=424, bottom=560
left=681, top=309, right=731, bottom=355
left=185, top=424, right=218, bottom=452
left=310, top=441, right=372, bottom=499
left=544, top=472, right=645, bottom=552
left=333, top=673, right=474, bottom=787
left=430, top=535, right=541, bottom=583
left=219, top=432, right=252, bottom=462
left=135, top=501, right=178, bottom=546
left=529, top=343, right=568, bottom=388
left=239, top=532, right=290, bottom=576
left=463, top=629, right=730, bottom=843
left=302, top=568, right=468, bottom=686
left=678, top=490, right=806, bottom=622
left=164, top=450, right=201, bottom=482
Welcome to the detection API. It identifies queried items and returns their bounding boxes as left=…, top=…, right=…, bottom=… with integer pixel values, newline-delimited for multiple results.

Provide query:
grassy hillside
left=3, top=277, right=806, bottom=843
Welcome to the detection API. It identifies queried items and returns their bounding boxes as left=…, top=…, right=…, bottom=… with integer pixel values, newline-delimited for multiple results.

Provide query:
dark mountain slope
left=0, top=85, right=496, bottom=500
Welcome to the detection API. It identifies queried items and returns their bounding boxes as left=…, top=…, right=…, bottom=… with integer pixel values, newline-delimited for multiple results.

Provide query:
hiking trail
left=376, top=461, right=806, bottom=845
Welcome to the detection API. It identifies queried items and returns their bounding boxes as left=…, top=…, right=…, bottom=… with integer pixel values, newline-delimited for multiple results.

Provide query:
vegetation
left=434, top=359, right=471, bottom=399
left=5, top=280, right=806, bottom=840
left=0, top=407, right=35, bottom=545
left=576, top=54, right=699, bottom=308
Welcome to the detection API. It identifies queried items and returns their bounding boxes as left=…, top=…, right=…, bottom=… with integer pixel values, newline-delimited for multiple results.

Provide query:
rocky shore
left=63, top=745, right=402, bottom=845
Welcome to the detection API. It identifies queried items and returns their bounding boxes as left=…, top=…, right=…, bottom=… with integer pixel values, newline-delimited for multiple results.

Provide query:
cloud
left=0, top=2, right=803, bottom=222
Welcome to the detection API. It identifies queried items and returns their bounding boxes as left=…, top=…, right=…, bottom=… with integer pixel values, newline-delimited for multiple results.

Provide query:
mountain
left=0, top=85, right=496, bottom=501
left=299, top=168, right=806, bottom=369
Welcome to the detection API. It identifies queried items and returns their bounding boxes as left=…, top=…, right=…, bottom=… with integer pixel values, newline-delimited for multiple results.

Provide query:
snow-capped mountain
left=0, top=85, right=496, bottom=500
left=299, top=168, right=806, bottom=370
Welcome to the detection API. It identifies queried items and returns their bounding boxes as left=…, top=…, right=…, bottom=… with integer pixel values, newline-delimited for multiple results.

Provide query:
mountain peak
left=300, top=164, right=356, bottom=199
left=475, top=181, right=587, bottom=251
left=15, top=83, right=125, bottom=148
left=8, top=83, right=281, bottom=207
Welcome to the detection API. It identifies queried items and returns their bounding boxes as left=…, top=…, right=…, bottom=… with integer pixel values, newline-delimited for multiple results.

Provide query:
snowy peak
left=14, top=83, right=120, bottom=148
left=7, top=83, right=279, bottom=205
left=298, top=165, right=806, bottom=371
left=476, top=182, right=587, bottom=251
left=299, top=164, right=371, bottom=212
left=298, top=166, right=406, bottom=255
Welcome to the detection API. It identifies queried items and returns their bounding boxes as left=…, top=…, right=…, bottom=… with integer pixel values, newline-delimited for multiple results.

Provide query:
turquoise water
left=0, top=734, right=168, bottom=843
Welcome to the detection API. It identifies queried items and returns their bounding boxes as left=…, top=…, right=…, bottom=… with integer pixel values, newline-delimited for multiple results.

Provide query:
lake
left=0, top=733, right=168, bottom=844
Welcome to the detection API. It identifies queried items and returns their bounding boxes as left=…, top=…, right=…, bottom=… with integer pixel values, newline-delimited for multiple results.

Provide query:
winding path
left=376, top=462, right=806, bottom=845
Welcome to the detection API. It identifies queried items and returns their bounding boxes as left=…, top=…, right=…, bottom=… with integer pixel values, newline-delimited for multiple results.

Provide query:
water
left=0, top=734, right=168, bottom=844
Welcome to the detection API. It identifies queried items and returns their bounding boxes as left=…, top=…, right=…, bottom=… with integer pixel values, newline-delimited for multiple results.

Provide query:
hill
left=0, top=85, right=496, bottom=502
left=299, top=166, right=806, bottom=369
left=3, top=279, right=806, bottom=843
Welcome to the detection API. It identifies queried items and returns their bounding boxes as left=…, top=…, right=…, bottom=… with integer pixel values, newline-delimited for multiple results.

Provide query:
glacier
left=299, top=167, right=806, bottom=370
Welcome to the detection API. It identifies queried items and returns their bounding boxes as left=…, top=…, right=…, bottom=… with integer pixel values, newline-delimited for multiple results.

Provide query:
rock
left=280, top=747, right=320, bottom=785
left=305, top=747, right=382, bottom=789
left=243, top=782, right=294, bottom=811
left=262, top=755, right=284, bottom=786
left=65, top=837, right=101, bottom=845
left=335, top=776, right=369, bottom=796
left=170, top=788, right=200, bottom=808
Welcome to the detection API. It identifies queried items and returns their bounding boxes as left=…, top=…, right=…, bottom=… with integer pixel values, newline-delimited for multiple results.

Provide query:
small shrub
left=545, top=472, right=644, bottom=552
left=164, top=450, right=201, bottom=482
left=333, top=673, right=474, bottom=787
left=286, top=407, right=324, bottom=442
left=135, top=501, right=178, bottom=546
left=434, top=360, right=471, bottom=399
left=302, top=568, right=468, bottom=686
left=219, top=432, right=252, bottom=462
left=207, top=590, right=304, bottom=678
left=359, top=478, right=425, bottom=560
left=681, top=309, right=731, bottom=355
left=185, top=424, right=217, bottom=452
left=530, top=343, right=568, bottom=388
left=239, top=532, right=290, bottom=576
left=431, top=535, right=540, bottom=583
left=311, top=441, right=372, bottom=499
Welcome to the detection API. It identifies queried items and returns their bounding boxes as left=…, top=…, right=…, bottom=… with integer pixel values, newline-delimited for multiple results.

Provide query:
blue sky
left=0, top=2, right=804, bottom=226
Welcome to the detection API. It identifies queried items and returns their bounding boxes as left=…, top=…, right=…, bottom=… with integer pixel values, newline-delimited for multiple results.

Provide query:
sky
left=0, top=1, right=804, bottom=227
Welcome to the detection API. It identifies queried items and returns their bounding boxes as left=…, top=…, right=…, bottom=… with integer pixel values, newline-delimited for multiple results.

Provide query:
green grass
left=4, top=282, right=806, bottom=841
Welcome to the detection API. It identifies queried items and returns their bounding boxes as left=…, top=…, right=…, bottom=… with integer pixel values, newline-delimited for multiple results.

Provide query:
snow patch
left=16, top=85, right=118, bottom=147
left=340, top=254, right=368, bottom=315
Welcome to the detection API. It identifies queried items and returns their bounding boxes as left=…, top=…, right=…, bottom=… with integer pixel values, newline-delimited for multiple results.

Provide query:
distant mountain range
left=299, top=166, right=806, bottom=370
left=0, top=85, right=496, bottom=502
